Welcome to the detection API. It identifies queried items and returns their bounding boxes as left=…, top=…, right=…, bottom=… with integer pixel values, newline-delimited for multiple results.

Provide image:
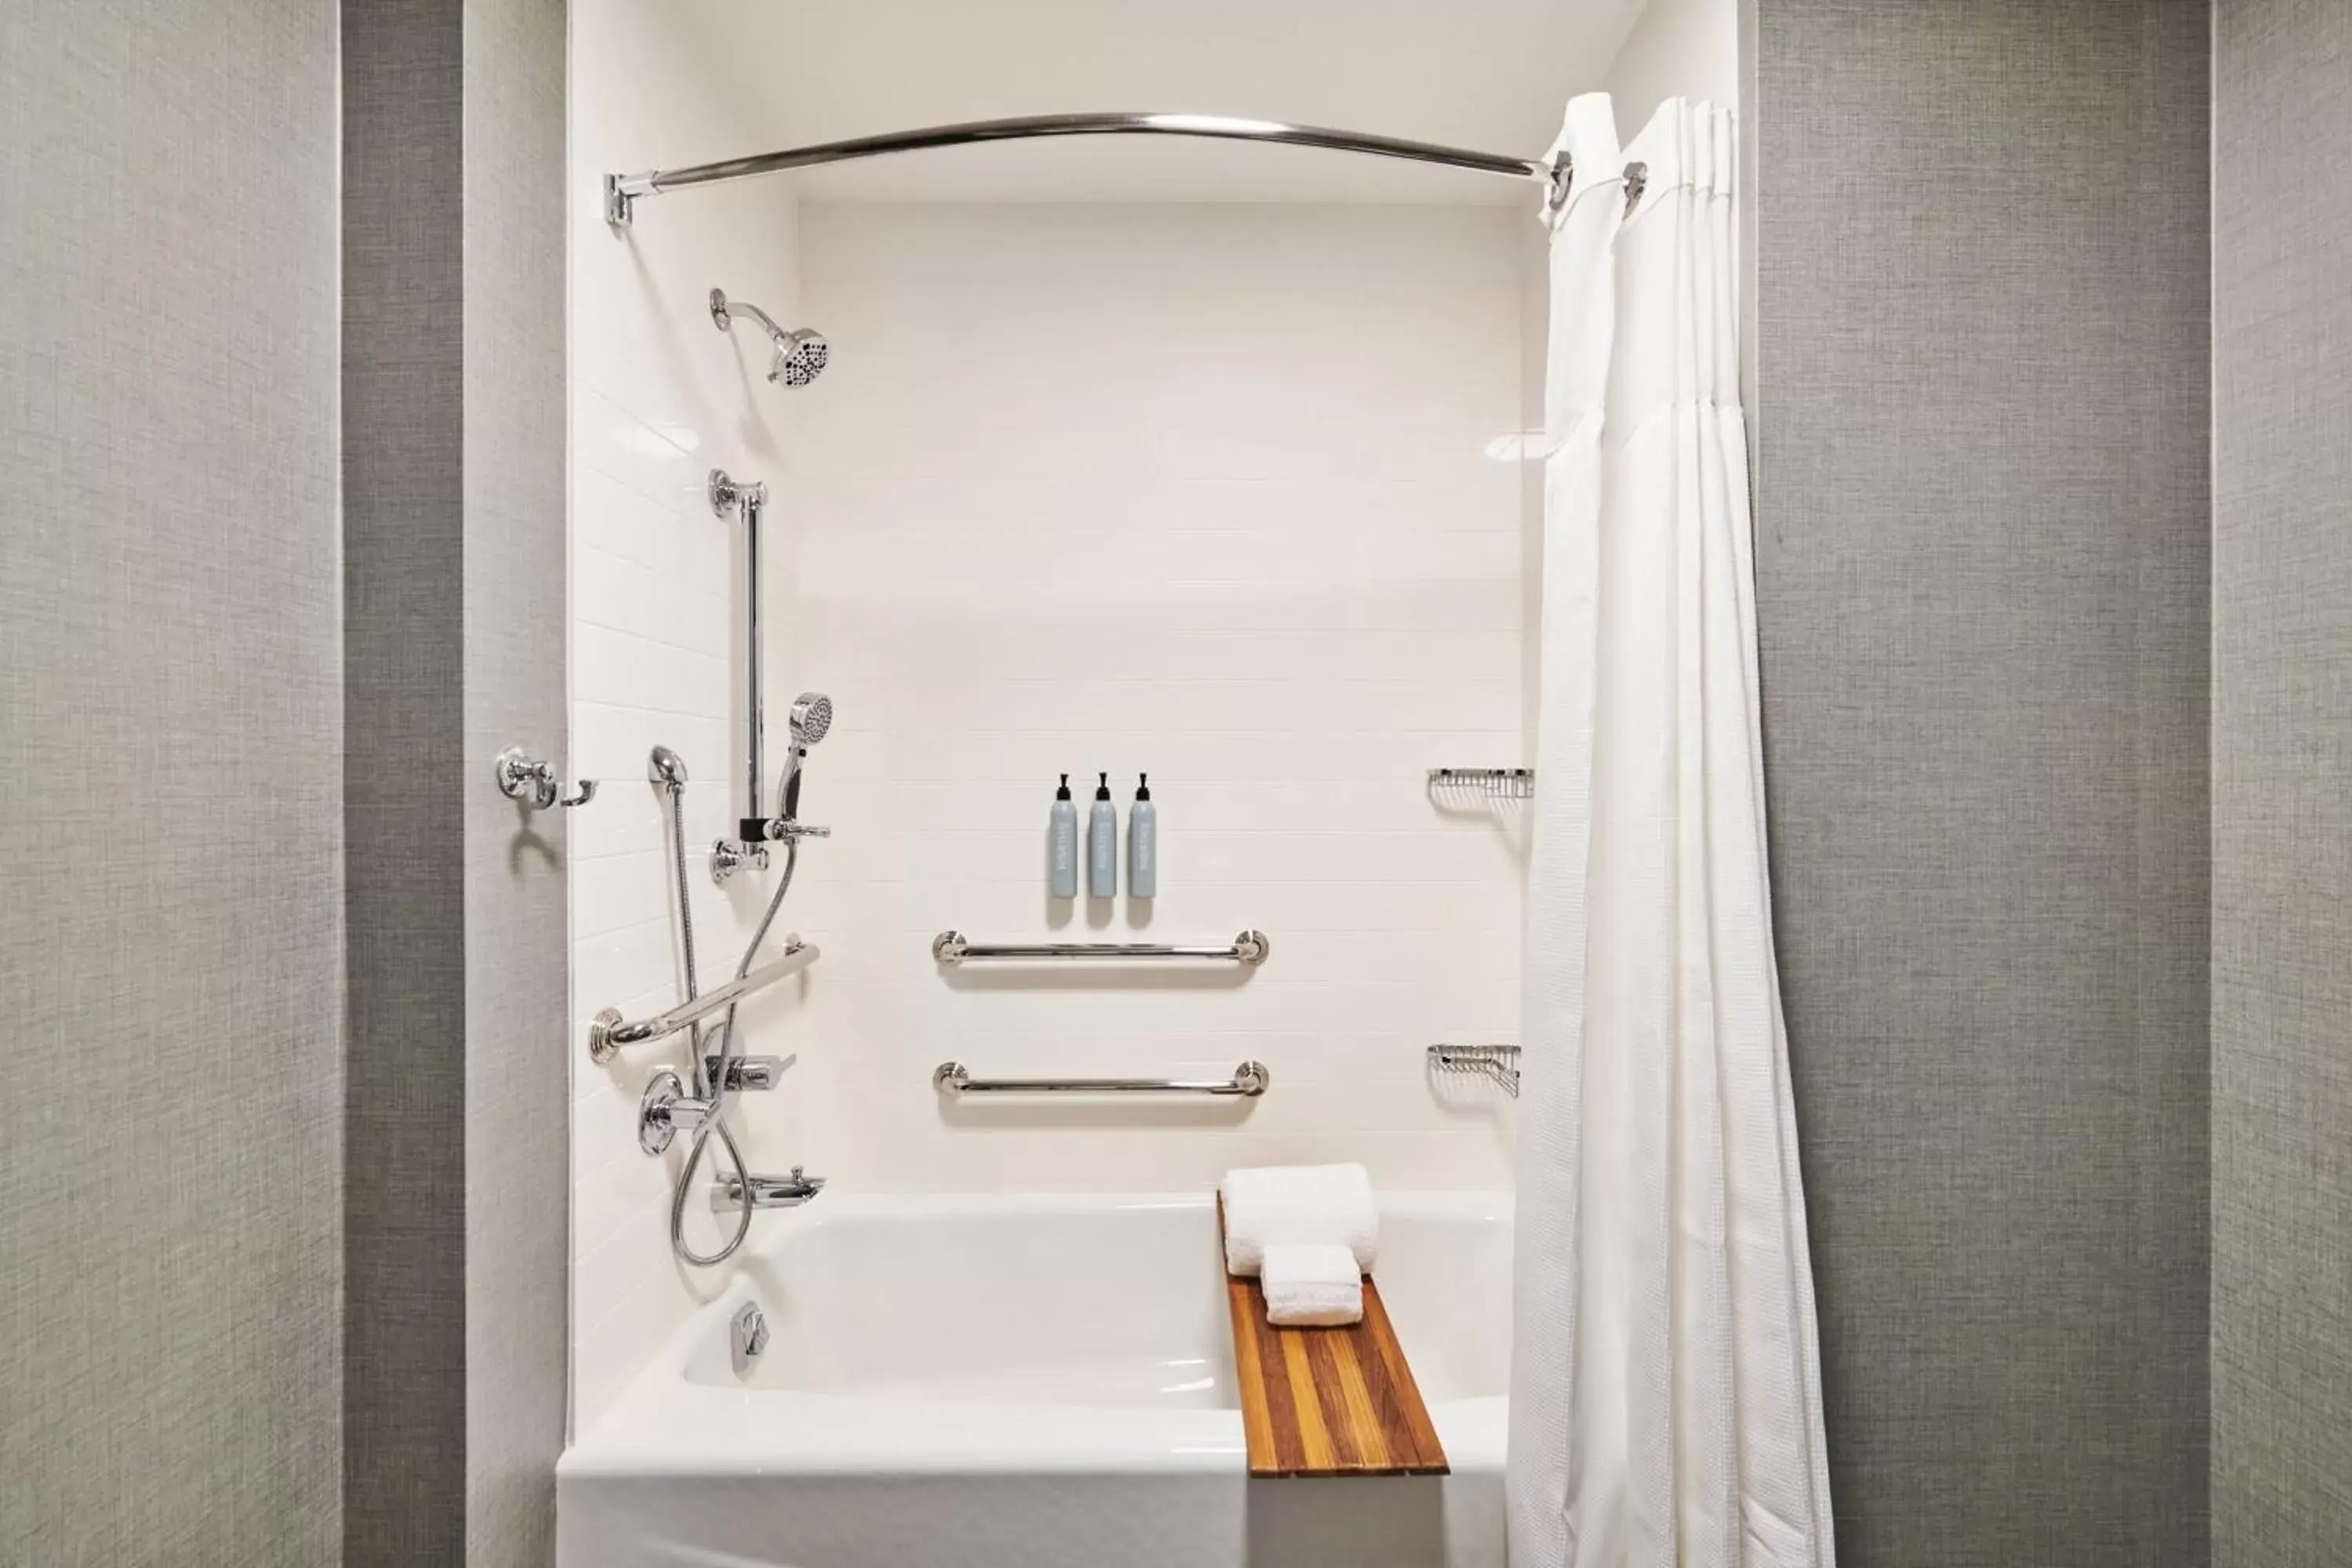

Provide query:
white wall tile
left=771, top=202, right=1528, bottom=1204
left=568, top=67, right=1537, bottom=1425
left=568, top=0, right=808, bottom=1432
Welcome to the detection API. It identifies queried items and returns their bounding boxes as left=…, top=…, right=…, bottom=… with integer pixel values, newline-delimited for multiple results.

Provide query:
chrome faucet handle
left=767, top=818, right=830, bottom=842
left=703, top=1052, right=796, bottom=1093
left=637, top=1069, right=717, bottom=1155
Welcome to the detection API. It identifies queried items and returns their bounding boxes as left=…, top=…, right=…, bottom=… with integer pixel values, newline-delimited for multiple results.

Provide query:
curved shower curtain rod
left=603, top=111, right=1588, bottom=227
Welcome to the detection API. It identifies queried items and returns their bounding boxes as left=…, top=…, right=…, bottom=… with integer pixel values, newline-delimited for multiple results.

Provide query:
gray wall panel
left=0, top=0, right=345, bottom=1562
left=461, top=0, right=572, bottom=1560
left=341, top=1, right=470, bottom=1561
left=2212, top=2, right=2352, bottom=1562
left=1751, top=2, right=2211, bottom=1563
left=343, top=0, right=568, bottom=1559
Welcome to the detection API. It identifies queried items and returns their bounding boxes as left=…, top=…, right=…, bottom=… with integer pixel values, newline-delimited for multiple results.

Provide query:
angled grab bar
left=931, top=930, right=1270, bottom=967
left=587, top=940, right=819, bottom=1062
left=933, top=1061, right=1271, bottom=1097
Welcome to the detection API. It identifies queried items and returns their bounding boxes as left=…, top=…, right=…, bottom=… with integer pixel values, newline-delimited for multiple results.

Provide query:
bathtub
left=557, top=1191, right=1513, bottom=1568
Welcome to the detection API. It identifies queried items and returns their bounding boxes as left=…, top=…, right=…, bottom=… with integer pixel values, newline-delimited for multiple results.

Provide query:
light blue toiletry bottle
left=1049, top=774, right=1078, bottom=898
left=1087, top=772, right=1117, bottom=898
left=1127, top=774, right=1156, bottom=898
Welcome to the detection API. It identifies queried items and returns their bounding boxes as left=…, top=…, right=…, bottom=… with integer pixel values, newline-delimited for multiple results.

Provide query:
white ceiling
left=673, top=0, right=1652, bottom=205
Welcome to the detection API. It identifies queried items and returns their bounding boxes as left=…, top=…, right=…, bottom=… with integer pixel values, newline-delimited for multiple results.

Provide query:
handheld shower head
left=648, top=745, right=690, bottom=790
left=710, top=287, right=829, bottom=388
left=788, top=692, right=833, bottom=746
left=775, top=692, right=833, bottom=823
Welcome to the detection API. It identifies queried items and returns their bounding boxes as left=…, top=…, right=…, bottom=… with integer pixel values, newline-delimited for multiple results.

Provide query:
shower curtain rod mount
left=604, top=111, right=1573, bottom=227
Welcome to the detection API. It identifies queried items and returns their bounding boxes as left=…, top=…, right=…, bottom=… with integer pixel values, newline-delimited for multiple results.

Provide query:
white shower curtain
left=1506, top=94, right=1835, bottom=1568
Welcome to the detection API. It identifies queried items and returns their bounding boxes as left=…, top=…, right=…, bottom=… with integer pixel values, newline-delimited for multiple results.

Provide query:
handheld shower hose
left=652, top=749, right=803, bottom=1269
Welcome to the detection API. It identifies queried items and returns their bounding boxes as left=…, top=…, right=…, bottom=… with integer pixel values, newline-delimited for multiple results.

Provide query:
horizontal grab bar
left=933, top=1060, right=1271, bottom=1097
left=587, top=940, right=819, bottom=1063
left=931, top=929, right=1270, bottom=967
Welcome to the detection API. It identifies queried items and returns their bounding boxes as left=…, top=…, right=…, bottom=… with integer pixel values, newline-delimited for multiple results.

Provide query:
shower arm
left=710, top=290, right=787, bottom=343
left=606, top=111, right=1575, bottom=226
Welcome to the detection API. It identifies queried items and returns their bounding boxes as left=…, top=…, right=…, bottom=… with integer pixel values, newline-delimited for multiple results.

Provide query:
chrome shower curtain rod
left=604, top=111, right=1570, bottom=226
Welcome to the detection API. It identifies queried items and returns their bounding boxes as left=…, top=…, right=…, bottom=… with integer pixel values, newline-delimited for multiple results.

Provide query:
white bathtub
left=557, top=1191, right=1514, bottom=1568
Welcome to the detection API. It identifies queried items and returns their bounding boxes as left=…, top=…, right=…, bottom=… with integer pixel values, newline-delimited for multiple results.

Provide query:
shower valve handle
left=767, top=818, right=831, bottom=843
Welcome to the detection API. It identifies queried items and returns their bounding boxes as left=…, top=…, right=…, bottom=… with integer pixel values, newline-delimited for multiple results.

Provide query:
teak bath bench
left=1217, top=1197, right=1450, bottom=1479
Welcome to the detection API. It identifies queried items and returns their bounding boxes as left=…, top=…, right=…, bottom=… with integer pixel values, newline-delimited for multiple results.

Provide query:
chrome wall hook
left=495, top=746, right=597, bottom=810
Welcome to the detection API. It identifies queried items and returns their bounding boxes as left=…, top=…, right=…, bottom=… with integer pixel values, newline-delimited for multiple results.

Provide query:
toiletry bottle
left=1127, top=773, right=1156, bottom=898
left=1087, top=771, right=1117, bottom=898
left=1049, top=774, right=1078, bottom=898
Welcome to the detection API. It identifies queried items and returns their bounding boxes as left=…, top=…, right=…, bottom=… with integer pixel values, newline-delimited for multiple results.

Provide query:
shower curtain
left=1506, top=95, right=1834, bottom=1568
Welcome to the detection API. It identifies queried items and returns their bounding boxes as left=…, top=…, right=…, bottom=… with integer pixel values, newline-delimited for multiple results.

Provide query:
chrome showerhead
left=710, top=287, right=829, bottom=388
left=771, top=327, right=829, bottom=387
left=775, top=693, right=833, bottom=824
left=787, top=692, right=833, bottom=746
left=648, top=745, right=689, bottom=790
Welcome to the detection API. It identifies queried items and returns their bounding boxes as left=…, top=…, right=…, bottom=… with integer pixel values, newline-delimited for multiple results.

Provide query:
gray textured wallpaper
left=2212, top=2, right=2352, bottom=1563
left=1751, top=2, right=2211, bottom=1563
left=459, top=0, right=572, bottom=1560
left=341, top=0, right=470, bottom=1559
left=343, top=1, right=568, bottom=1561
left=0, top=0, right=345, bottom=1562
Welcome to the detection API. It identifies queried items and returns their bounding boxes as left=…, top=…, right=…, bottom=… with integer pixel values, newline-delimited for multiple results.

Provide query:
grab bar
left=587, top=939, right=819, bottom=1062
left=931, top=929, right=1270, bottom=967
left=932, top=1060, right=1271, bottom=1097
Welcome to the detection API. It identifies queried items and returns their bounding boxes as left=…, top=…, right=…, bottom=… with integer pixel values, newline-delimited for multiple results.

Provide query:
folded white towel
left=1221, top=1162, right=1378, bottom=1278
left=1261, top=1243, right=1363, bottom=1327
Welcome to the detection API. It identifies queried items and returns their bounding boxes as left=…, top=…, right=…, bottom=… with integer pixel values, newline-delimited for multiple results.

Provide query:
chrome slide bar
left=933, top=1060, right=1271, bottom=1097
left=931, top=930, right=1270, bottom=967
left=607, top=112, right=1568, bottom=225
left=587, top=940, right=819, bottom=1062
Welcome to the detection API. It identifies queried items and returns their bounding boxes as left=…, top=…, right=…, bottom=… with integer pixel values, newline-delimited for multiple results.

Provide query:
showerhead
left=710, top=287, right=829, bottom=388
left=771, top=327, right=829, bottom=388
left=648, top=745, right=689, bottom=790
left=788, top=692, right=833, bottom=746
left=776, top=692, right=834, bottom=823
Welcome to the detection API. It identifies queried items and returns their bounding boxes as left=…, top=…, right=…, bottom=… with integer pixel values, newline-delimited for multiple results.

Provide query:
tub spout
left=713, top=1166, right=826, bottom=1210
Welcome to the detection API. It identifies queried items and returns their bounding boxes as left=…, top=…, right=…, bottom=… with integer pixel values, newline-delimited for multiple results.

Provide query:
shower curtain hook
left=1544, top=151, right=1574, bottom=216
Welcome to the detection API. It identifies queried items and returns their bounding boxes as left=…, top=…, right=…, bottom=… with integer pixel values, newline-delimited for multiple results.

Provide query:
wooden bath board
left=1218, top=1197, right=1449, bottom=1479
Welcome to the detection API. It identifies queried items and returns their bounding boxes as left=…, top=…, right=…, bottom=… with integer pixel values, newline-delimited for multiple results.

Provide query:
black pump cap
left=1096, top=771, right=1112, bottom=800
left=1134, top=772, right=1151, bottom=801
left=1056, top=772, right=1071, bottom=800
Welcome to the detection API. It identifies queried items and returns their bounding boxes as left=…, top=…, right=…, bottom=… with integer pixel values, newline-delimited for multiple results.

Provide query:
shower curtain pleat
left=1507, top=94, right=1835, bottom=1568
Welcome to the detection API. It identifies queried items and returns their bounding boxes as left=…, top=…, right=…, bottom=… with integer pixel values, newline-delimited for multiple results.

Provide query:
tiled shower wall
left=568, top=175, right=1538, bottom=1415
left=567, top=0, right=808, bottom=1427
left=765, top=202, right=1530, bottom=1196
